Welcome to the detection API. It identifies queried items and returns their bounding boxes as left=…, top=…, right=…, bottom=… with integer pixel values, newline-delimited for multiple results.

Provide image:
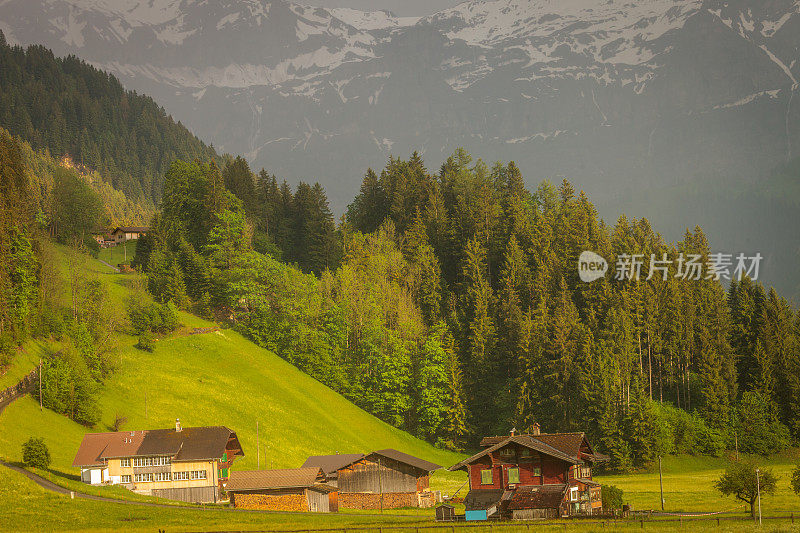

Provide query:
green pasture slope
left=0, top=246, right=463, bottom=495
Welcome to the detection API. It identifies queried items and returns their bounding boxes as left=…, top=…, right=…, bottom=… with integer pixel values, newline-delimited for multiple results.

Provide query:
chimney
left=510, top=427, right=517, bottom=437
left=531, top=423, right=541, bottom=436
left=175, top=418, right=182, bottom=432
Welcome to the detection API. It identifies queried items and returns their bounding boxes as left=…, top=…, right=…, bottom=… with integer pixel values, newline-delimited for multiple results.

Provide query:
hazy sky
left=301, top=0, right=463, bottom=17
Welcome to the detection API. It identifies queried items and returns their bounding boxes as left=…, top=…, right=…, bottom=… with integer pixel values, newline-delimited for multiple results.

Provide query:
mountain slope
left=0, top=247, right=461, bottom=486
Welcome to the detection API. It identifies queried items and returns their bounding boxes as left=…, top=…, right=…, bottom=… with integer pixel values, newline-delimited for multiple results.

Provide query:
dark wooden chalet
left=449, top=425, right=606, bottom=519
left=302, top=449, right=441, bottom=509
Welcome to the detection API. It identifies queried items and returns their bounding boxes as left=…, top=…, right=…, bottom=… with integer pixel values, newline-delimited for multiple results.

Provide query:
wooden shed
left=303, top=449, right=441, bottom=509
left=435, top=503, right=456, bottom=522
left=226, top=468, right=338, bottom=512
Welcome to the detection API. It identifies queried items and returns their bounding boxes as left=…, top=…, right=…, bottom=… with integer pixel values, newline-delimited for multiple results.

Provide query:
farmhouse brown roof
left=479, top=432, right=608, bottom=463
left=448, top=435, right=580, bottom=472
left=72, top=426, right=242, bottom=467
left=226, top=468, right=335, bottom=492
left=113, top=226, right=149, bottom=233
left=507, top=484, right=567, bottom=511
left=370, top=449, right=441, bottom=472
left=302, top=454, right=365, bottom=474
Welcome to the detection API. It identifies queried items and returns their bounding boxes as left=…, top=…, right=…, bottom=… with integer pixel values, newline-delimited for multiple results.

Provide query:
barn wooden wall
left=337, top=457, right=419, bottom=493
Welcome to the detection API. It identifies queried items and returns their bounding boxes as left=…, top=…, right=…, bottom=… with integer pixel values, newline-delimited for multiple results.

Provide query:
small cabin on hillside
left=226, top=468, right=338, bottom=512
left=302, top=449, right=441, bottom=509
left=72, top=419, right=243, bottom=503
left=111, top=226, right=148, bottom=244
left=449, top=425, right=607, bottom=520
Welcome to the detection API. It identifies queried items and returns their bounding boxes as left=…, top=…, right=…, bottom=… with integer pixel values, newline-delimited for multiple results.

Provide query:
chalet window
left=154, top=472, right=171, bottom=482
left=134, top=473, right=153, bottom=483
left=570, top=487, right=579, bottom=502
left=120, top=459, right=130, bottom=467
left=532, top=462, right=542, bottom=476
left=121, top=475, right=131, bottom=484
left=507, top=468, right=520, bottom=484
left=579, top=466, right=591, bottom=479
left=173, top=471, right=190, bottom=481
left=480, top=469, right=493, bottom=485
left=519, top=448, right=532, bottom=458
left=499, top=448, right=514, bottom=458
left=190, top=470, right=207, bottom=480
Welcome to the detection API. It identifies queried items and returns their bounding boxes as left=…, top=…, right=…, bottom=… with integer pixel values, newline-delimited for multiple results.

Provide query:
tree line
left=138, top=150, right=799, bottom=467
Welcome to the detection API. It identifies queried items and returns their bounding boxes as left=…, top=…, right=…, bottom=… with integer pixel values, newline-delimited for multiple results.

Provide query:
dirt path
left=97, top=259, right=120, bottom=272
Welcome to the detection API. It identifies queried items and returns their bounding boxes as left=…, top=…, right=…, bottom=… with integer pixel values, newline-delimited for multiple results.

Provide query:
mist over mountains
left=1, top=0, right=798, bottom=298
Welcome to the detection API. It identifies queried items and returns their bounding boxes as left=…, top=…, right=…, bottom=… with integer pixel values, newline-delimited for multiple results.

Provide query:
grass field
left=595, top=452, right=800, bottom=516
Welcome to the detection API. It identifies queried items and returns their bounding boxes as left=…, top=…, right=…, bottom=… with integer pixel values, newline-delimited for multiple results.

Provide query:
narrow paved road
left=97, top=259, right=120, bottom=272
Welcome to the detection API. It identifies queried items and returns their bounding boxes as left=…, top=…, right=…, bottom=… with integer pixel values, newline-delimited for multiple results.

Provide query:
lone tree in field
left=791, top=464, right=800, bottom=496
left=715, top=461, right=777, bottom=517
left=22, top=437, right=51, bottom=470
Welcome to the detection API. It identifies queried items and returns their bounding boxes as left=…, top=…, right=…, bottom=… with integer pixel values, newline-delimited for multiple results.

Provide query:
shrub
left=136, top=330, right=155, bottom=352
left=128, top=300, right=179, bottom=335
left=791, top=463, right=800, bottom=496
left=602, top=485, right=624, bottom=511
left=22, top=437, right=51, bottom=470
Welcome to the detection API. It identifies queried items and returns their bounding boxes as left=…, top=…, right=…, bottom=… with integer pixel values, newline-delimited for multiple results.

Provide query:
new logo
left=578, top=251, right=608, bottom=282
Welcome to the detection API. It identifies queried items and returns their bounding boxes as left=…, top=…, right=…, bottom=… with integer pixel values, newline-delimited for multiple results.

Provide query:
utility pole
left=256, top=421, right=260, bottom=470
left=756, top=468, right=762, bottom=526
left=38, top=359, right=42, bottom=411
left=658, top=456, right=664, bottom=511
left=378, top=456, right=384, bottom=513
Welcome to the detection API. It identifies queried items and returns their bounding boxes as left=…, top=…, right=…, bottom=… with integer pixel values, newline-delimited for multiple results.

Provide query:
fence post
left=716, top=518, right=719, bottom=526
left=640, top=519, right=644, bottom=528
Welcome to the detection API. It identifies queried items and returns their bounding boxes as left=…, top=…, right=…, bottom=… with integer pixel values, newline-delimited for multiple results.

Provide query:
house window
left=520, top=448, right=532, bottom=458
left=190, top=470, right=207, bottom=480
left=507, top=468, right=520, bottom=484
left=154, top=472, right=171, bottom=482
left=480, top=469, right=493, bottom=485
left=499, top=447, right=514, bottom=458
left=121, top=475, right=132, bottom=484
left=120, top=459, right=130, bottom=467
left=173, top=471, right=190, bottom=481
left=134, top=473, right=153, bottom=483
left=570, top=487, right=579, bottom=502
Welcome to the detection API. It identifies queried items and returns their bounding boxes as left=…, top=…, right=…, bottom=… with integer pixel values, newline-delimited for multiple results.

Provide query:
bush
left=136, top=330, right=155, bottom=352
left=128, top=300, right=179, bottom=335
left=602, top=485, right=624, bottom=511
left=22, top=437, right=51, bottom=470
left=790, top=463, right=800, bottom=496
left=651, top=401, right=726, bottom=457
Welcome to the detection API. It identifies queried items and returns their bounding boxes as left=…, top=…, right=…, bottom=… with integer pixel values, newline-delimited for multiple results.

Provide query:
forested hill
left=0, top=31, right=217, bottom=204
left=137, top=150, right=800, bottom=472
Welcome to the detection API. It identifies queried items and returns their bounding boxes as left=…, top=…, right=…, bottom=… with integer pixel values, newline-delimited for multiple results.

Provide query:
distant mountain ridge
left=1, top=0, right=799, bottom=296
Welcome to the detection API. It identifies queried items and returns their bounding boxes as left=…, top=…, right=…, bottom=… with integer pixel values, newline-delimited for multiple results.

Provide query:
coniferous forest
left=0, top=33, right=217, bottom=204
left=1, top=36, right=798, bottom=472
left=135, top=150, right=800, bottom=470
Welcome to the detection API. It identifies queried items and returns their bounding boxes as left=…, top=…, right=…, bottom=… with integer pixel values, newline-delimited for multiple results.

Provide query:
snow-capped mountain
left=1, top=1, right=799, bottom=238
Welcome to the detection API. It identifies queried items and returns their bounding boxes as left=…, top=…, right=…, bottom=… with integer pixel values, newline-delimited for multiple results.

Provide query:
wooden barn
left=449, top=425, right=607, bottom=519
left=226, top=467, right=338, bottom=512
left=302, top=449, right=441, bottom=509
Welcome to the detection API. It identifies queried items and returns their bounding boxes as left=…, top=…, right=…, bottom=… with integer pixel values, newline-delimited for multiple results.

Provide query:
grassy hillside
left=0, top=245, right=464, bottom=495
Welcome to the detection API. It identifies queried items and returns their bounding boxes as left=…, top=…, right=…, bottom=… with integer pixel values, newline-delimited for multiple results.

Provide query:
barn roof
left=113, top=226, right=149, bottom=233
left=448, top=435, right=580, bottom=472
left=73, top=426, right=242, bottom=467
left=302, top=449, right=440, bottom=474
left=507, top=484, right=567, bottom=511
left=302, top=454, right=365, bottom=475
left=226, top=468, right=336, bottom=493
left=370, top=449, right=441, bottom=472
